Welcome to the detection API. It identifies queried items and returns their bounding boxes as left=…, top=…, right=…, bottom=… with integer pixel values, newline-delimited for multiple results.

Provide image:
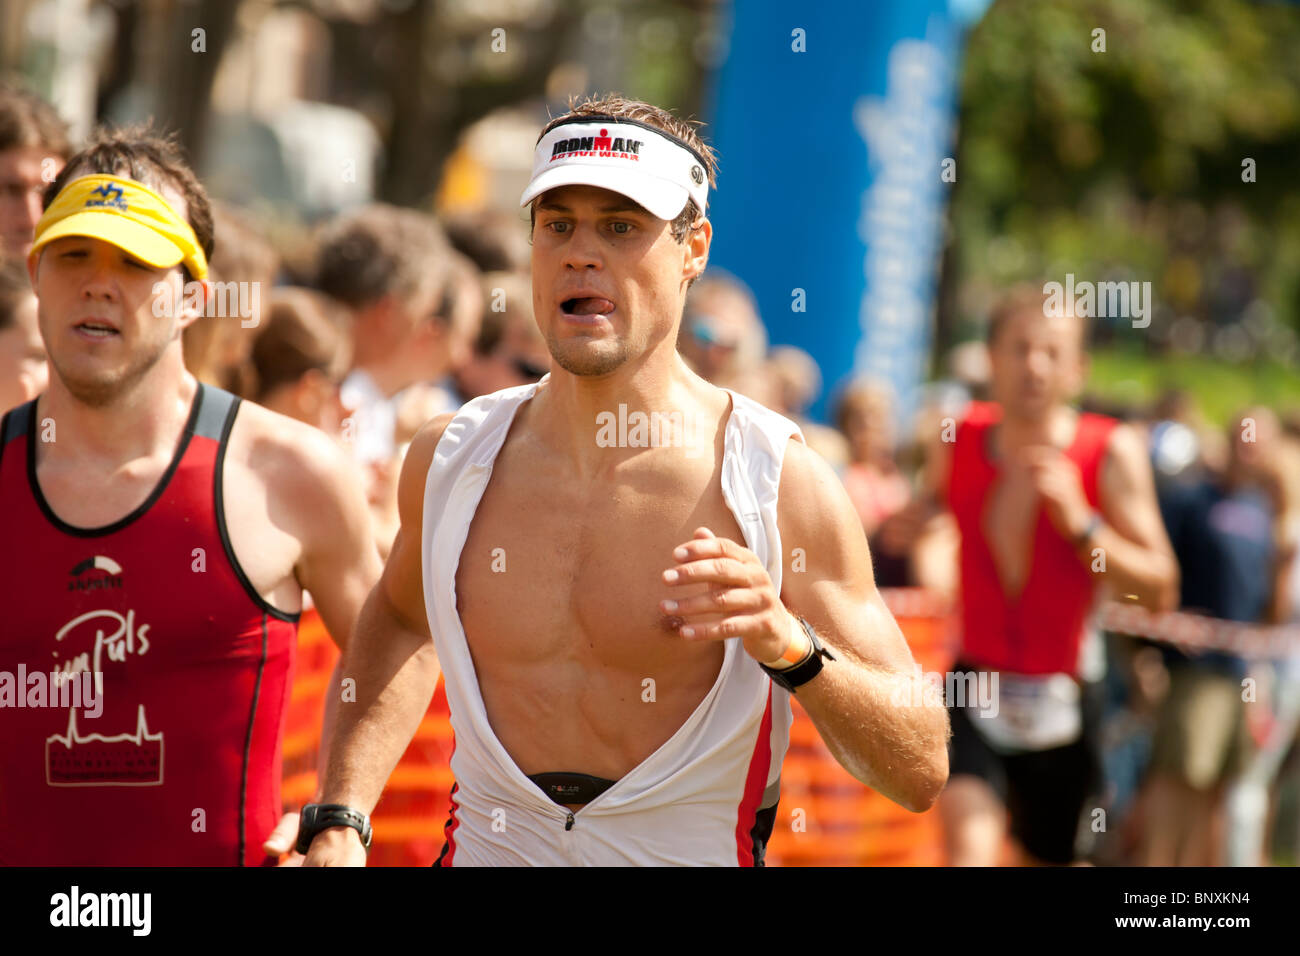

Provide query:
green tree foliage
left=947, top=0, right=1300, bottom=368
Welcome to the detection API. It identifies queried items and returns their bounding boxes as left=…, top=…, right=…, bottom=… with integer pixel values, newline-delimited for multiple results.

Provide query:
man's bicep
left=310, top=546, right=383, bottom=654
left=377, top=412, right=456, bottom=637
left=378, top=522, right=432, bottom=637
left=777, top=440, right=913, bottom=674
left=295, top=437, right=383, bottom=652
left=1100, top=425, right=1174, bottom=553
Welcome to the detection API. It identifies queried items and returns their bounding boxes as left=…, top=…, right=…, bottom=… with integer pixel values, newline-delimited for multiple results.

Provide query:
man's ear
left=684, top=218, right=712, bottom=284
left=175, top=277, right=210, bottom=331
left=26, top=249, right=40, bottom=289
left=417, top=314, right=449, bottom=349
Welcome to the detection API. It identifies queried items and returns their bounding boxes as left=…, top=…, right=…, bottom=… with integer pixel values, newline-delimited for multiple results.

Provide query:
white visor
left=519, top=117, right=709, bottom=222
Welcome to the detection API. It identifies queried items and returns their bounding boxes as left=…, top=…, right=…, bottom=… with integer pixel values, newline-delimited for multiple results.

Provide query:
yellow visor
left=29, top=173, right=209, bottom=280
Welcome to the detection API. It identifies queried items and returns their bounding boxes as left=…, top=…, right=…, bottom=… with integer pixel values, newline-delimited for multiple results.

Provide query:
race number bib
left=967, top=672, right=1082, bottom=754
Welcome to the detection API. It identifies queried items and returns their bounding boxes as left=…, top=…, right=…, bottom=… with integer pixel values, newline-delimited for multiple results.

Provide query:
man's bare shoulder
left=1099, top=420, right=1158, bottom=504
left=228, top=399, right=354, bottom=493
left=396, top=412, right=458, bottom=524
left=223, top=400, right=378, bottom=603
left=776, top=434, right=898, bottom=669
left=226, top=401, right=375, bottom=560
left=780, top=434, right=847, bottom=504
left=777, top=436, right=866, bottom=561
left=1103, top=420, right=1149, bottom=465
left=378, top=411, right=458, bottom=633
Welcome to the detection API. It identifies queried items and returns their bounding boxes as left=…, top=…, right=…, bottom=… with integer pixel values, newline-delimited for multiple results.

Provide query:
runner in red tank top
left=0, top=128, right=379, bottom=865
left=948, top=400, right=1116, bottom=676
left=920, top=285, right=1178, bottom=865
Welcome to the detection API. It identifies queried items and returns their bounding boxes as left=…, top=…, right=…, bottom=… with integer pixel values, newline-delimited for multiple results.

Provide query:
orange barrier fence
left=766, top=592, right=955, bottom=866
left=281, top=610, right=454, bottom=866
left=281, top=594, right=1300, bottom=865
left=280, top=609, right=335, bottom=810
left=281, top=590, right=959, bottom=866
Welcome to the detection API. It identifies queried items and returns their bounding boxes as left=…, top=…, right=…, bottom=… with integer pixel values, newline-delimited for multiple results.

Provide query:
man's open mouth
left=561, top=297, right=616, bottom=316
left=75, top=321, right=120, bottom=338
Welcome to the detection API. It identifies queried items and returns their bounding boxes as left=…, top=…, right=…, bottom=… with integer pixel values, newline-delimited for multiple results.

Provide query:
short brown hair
left=208, top=202, right=278, bottom=286
left=42, top=124, right=214, bottom=278
left=314, top=204, right=448, bottom=312
left=532, top=92, right=717, bottom=243
left=442, top=207, right=530, bottom=273
left=0, top=84, right=70, bottom=158
left=835, top=378, right=894, bottom=438
left=183, top=203, right=280, bottom=393
left=474, top=271, right=534, bottom=356
left=987, top=282, right=1091, bottom=349
left=252, top=287, right=349, bottom=401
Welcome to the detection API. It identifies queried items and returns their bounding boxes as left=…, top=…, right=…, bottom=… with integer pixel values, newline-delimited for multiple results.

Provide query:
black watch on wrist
left=295, top=804, right=373, bottom=855
left=759, top=616, right=836, bottom=693
left=1073, top=510, right=1104, bottom=548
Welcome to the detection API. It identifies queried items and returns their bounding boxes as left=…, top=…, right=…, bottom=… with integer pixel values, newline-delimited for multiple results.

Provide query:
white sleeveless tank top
left=420, top=378, right=802, bottom=865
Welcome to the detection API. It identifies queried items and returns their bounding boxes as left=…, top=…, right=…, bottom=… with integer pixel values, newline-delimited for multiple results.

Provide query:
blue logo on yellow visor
left=84, top=182, right=128, bottom=212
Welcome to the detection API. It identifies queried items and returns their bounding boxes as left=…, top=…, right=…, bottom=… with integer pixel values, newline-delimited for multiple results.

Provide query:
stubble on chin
left=545, top=333, right=632, bottom=378
left=47, top=334, right=174, bottom=408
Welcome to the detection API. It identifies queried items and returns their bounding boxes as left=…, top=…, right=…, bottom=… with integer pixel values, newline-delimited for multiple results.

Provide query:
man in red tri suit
left=0, top=127, right=380, bottom=865
left=924, top=284, right=1179, bottom=865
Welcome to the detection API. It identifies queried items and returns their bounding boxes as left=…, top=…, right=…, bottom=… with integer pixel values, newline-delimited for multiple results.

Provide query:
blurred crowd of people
left=4, top=80, right=1298, bottom=867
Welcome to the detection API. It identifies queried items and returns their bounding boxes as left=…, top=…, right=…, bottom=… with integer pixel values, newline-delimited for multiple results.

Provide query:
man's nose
left=1025, top=348, right=1051, bottom=377
left=81, top=251, right=121, bottom=299
left=563, top=223, right=603, bottom=270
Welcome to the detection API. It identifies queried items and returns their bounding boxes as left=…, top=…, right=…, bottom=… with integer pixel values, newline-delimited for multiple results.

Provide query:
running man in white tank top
left=300, top=95, right=950, bottom=866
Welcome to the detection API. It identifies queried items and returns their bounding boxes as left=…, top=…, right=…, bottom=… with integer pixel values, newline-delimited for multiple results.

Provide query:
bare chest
left=456, top=452, right=747, bottom=672
left=983, top=462, right=1040, bottom=599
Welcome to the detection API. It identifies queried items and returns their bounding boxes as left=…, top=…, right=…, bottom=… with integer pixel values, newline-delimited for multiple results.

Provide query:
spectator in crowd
left=764, top=345, right=849, bottom=472
left=442, top=206, right=531, bottom=274
left=250, top=287, right=351, bottom=436
left=183, top=202, right=279, bottom=398
left=1091, top=635, right=1171, bottom=865
left=1140, top=407, right=1282, bottom=865
left=902, top=390, right=966, bottom=599
left=0, top=261, right=45, bottom=412
left=392, top=247, right=482, bottom=446
left=837, top=379, right=912, bottom=540
left=766, top=345, right=821, bottom=421
left=946, top=339, right=991, bottom=403
left=835, top=379, right=914, bottom=586
left=453, top=270, right=550, bottom=402
left=314, top=203, right=457, bottom=467
left=1223, top=431, right=1300, bottom=865
left=0, top=84, right=70, bottom=264
left=678, top=269, right=769, bottom=401
left=1148, top=388, right=1210, bottom=483
left=384, top=250, right=486, bottom=555
left=443, top=249, right=485, bottom=373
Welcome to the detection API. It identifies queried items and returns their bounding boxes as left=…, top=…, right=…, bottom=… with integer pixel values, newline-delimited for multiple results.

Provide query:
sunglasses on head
left=688, top=316, right=739, bottom=350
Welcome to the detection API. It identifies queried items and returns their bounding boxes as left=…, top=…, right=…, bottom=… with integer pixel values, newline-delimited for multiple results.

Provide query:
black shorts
left=947, top=669, right=1103, bottom=864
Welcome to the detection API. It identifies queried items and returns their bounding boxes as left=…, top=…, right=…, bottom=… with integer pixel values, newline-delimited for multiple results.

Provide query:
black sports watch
left=759, top=616, right=836, bottom=693
left=295, top=804, right=373, bottom=855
